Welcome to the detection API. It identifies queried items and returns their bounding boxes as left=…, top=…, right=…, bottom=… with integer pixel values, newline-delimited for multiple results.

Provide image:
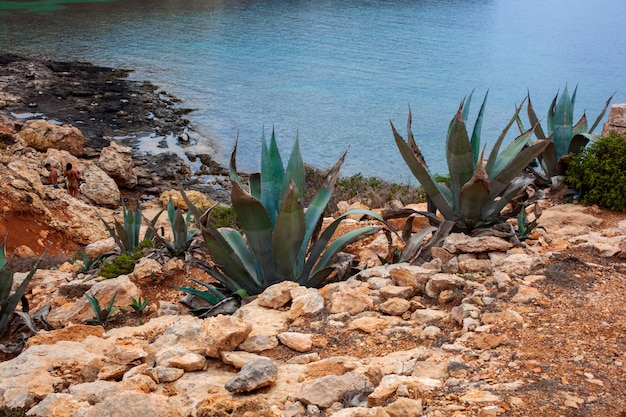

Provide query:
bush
left=564, top=131, right=626, bottom=211
left=206, top=204, right=241, bottom=229
left=304, top=166, right=426, bottom=215
left=98, top=252, right=144, bottom=279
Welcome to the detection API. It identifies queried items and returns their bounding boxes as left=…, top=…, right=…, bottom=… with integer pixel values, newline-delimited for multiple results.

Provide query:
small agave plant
left=523, top=84, right=613, bottom=182
left=389, top=92, right=552, bottom=263
left=180, top=130, right=383, bottom=296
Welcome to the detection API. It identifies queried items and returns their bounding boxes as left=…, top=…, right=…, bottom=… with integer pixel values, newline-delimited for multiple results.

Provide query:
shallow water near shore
left=1, top=0, right=625, bottom=182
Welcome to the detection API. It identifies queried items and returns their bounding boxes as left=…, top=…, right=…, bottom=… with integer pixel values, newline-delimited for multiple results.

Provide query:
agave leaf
left=281, top=135, right=306, bottom=205
left=231, top=181, right=275, bottom=283
left=219, top=228, right=259, bottom=283
left=260, top=129, right=285, bottom=225
left=228, top=135, right=246, bottom=190
left=538, top=142, right=558, bottom=179
left=0, top=256, right=41, bottom=336
left=572, top=112, right=589, bottom=137
left=272, top=181, right=306, bottom=282
left=481, top=176, right=535, bottom=222
left=485, top=99, right=527, bottom=176
left=488, top=138, right=552, bottom=200
left=321, top=148, right=349, bottom=193
left=391, top=121, right=457, bottom=220
left=398, top=225, right=438, bottom=263
left=569, top=133, right=593, bottom=155
left=526, top=94, right=546, bottom=139
left=106, top=290, right=118, bottom=313
left=299, top=187, right=331, bottom=263
left=307, top=226, right=381, bottom=287
left=469, top=91, right=488, bottom=168
left=459, top=150, right=490, bottom=223
left=589, top=92, right=615, bottom=133
left=446, top=105, right=475, bottom=210
left=487, top=125, right=536, bottom=180
left=551, top=85, right=575, bottom=157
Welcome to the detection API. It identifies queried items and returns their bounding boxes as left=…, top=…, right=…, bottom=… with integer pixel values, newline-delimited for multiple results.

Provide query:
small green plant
left=564, top=131, right=626, bottom=211
left=129, top=296, right=149, bottom=325
left=149, top=198, right=197, bottom=256
left=98, top=200, right=162, bottom=254
left=179, top=129, right=385, bottom=296
left=0, top=235, right=42, bottom=341
left=515, top=204, right=543, bottom=240
left=86, top=290, right=119, bottom=326
left=98, top=252, right=143, bottom=279
left=74, top=249, right=104, bottom=272
left=389, top=91, right=551, bottom=263
left=522, top=85, right=614, bottom=182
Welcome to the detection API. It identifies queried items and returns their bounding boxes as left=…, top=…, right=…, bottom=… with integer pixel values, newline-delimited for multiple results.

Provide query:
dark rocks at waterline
left=0, top=54, right=192, bottom=154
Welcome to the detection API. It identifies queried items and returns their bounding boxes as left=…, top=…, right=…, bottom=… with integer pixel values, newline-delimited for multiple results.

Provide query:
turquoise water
left=1, top=0, right=624, bottom=182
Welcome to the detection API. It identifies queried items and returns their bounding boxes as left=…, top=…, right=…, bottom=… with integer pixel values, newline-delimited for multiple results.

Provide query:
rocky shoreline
left=0, top=54, right=230, bottom=200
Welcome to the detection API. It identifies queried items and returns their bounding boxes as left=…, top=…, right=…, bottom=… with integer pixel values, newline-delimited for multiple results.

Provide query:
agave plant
left=148, top=198, right=197, bottom=256
left=523, top=85, right=613, bottom=182
left=0, top=235, right=42, bottom=341
left=388, top=92, right=552, bottom=263
left=86, top=290, right=119, bottom=326
left=99, top=200, right=161, bottom=254
left=179, top=130, right=384, bottom=296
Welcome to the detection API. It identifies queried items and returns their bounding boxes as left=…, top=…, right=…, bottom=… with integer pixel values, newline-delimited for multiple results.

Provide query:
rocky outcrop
left=17, top=119, right=84, bottom=156
left=602, top=103, right=626, bottom=136
left=97, top=141, right=138, bottom=189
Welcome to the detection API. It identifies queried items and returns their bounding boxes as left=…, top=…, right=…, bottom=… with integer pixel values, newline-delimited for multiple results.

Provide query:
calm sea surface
left=1, top=0, right=625, bottom=182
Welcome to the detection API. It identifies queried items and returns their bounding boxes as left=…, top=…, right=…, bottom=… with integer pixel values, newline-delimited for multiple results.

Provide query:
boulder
left=17, top=119, right=84, bottom=156
left=98, top=141, right=138, bottom=188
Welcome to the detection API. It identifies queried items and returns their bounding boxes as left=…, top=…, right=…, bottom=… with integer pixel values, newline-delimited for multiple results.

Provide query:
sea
left=1, top=0, right=625, bottom=183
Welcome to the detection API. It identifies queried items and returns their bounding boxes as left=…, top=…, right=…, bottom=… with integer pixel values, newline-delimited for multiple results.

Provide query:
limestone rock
left=18, top=119, right=84, bottom=156
left=443, top=233, right=514, bottom=254
left=297, top=372, right=373, bottom=409
left=80, top=162, right=121, bottom=207
left=98, top=141, right=137, bottom=188
left=199, top=315, right=252, bottom=358
left=225, top=358, right=278, bottom=394
left=277, top=332, right=314, bottom=352
left=258, top=281, right=300, bottom=309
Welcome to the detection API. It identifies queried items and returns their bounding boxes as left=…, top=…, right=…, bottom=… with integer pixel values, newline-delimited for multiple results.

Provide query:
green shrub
left=564, top=131, right=626, bottom=211
left=98, top=252, right=143, bottom=279
left=305, top=166, right=426, bottom=215
left=206, top=204, right=241, bottom=229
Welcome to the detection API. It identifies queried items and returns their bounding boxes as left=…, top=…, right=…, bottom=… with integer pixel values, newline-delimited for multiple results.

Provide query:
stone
left=132, top=257, right=162, bottom=280
left=167, top=352, right=206, bottom=372
left=80, top=162, right=121, bottom=207
left=225, top=358, right=278, bottom=394
left=258, top=281, right=300, bottom=309
left=289, top=290, right=325, bottom=319
left=443, top=233, right=514, bottom=253
left=277, top=332, right=314, bottom=352
left=471, top=333, right=504, bottom=350
left=17, top=119, right=84, bottom=156
left=511, top=285, right=542, bottom=304
left=349, top=316, right=389, bottom=333
left=379, top=285, right=414, bottom=300
left=297, top=372, right=373, bottom=409
left=198, top=315, right=253, bottom=358
left=459, top=390, right=501, bottom=403
left=378, top=297, right=411, bottom=316
left=221, top=351, right=268, bottom=369
left=98, top=141, right=137, bottom=188
left=424, top=273, right=466, bottom=299
left=481, top=310, right=524, bottom=326
left=388, top=264, right=434, bottom=291
left=328, top=284, right=374, bottom=315
left=411, top=308, right=449, bottom=325
left=385, top=398, right=423, bottom=417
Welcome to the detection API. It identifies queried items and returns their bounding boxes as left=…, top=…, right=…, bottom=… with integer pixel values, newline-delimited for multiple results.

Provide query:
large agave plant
left=523, top=85, right=613, bottom=181
left=181, top=130, right=383, bottom=296
left=389, top=92, right=552, bottom=247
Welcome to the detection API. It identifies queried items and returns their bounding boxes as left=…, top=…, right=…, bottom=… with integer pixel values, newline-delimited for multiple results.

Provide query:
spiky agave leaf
left=260, top=129, right=285, bottom=225
left=446, top=104, right=476, bottom=212
left=272, top=181, right=306, bottom=283
left=390, top=119, right=457, bottom=221
left=458, top=149, right=490, bottom=226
